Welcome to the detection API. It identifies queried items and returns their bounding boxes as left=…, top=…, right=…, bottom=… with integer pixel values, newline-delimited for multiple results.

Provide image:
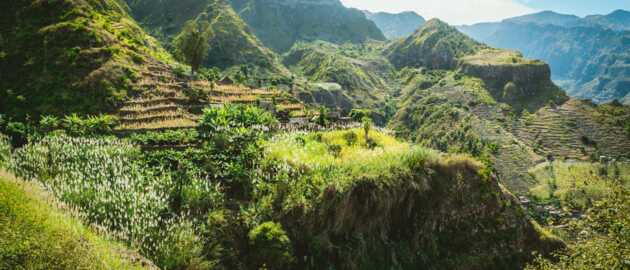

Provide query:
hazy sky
left=340, top=0, right=630, bottom=25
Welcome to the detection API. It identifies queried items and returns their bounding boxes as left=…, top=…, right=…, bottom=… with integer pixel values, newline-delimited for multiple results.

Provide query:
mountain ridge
left=364, top=10, right=426, bottom=39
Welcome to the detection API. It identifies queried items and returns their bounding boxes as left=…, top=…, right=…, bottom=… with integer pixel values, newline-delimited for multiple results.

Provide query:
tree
left=362, top=117, right=372, bottom=143
left=174, top=14, right=214, bottom=75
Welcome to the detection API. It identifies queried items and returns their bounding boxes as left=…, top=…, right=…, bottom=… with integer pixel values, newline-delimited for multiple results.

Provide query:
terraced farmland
left=511, top=99, right=630, bottom=161
left=116, top=61, right=306, bottom=132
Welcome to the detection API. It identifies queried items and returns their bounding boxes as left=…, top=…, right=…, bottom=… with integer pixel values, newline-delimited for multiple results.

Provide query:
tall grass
left=9, top=136, right=181, bottom=257
left=0, top=172, right=149, bottom=270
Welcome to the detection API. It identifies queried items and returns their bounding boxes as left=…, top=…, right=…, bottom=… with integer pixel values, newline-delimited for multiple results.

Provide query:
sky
left=340, top=0, right=630, bottom=25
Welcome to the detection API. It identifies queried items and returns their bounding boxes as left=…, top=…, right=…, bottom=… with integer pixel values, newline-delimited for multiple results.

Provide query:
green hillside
left=284, top=41, right=395, bottom=112
left=229, top=0, right=386, bottom=52
left=0, top=0, right=172, bottom=120
left=125, top=0, right=287, bottom=75
left=0, top=171, right=154, bottom=270
left=386, top=19, right=484, bottom=70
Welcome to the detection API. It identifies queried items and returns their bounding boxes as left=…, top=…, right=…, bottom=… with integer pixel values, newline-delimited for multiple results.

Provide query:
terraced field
left=511, top=99, right=630, bottom=161
left=116, top=61, right=306, bottom=132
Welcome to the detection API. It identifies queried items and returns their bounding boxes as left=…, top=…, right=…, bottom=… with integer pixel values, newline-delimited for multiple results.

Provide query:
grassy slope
left=283, top=41, right=394, bottom=111
left=0, top=171, right=153, bottom=270
left=385, top=19, right=483, bottom=70
left=262, top=130, right=563, bottom=269
left=0, top=0, right=172, bottom=119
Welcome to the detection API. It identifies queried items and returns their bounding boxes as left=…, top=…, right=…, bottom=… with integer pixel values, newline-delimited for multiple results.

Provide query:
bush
left=39, top=115, right=61, bottom=133
left=343, top=131, right=358, bottom=146
left=327, top=143, right=343, bottom=157
left=248, top=222, right=294, bottom=269
left=0, top=134, right=9, bottom=168
left=526, top=183, right=629, bottom=270
left=155, top=219, right=213, bottom=270
left=62, top=114, right=118, bottom=136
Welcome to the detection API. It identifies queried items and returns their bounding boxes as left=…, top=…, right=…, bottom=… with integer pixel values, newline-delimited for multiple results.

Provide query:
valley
left=0, top=1, right=628, bottom=269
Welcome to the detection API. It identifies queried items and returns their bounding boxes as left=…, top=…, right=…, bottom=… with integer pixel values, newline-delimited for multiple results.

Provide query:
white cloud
left=340, top=0, right=536, bottom=25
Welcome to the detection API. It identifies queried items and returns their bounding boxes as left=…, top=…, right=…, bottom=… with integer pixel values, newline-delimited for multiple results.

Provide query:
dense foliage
left=527, top=182, right=630, bottom=270
left=0, top=0, right=171, bottom=119
left=174, top=15, right=214, bottom=74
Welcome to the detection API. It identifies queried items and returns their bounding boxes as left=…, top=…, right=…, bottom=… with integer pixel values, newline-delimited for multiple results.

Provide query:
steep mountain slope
left=284, top=41, right=395, bottom=112
left=0, top=0, right=172, bottom=119
left=584, top=9, right=630, bottom=31
left=264, top=131, right=563, bottom=269
left=386, top=20, right=630, bottom=193
left=458, top=11, right=630, bottom=105
left=228, top=0, right=386, bottom=52
left=125, top=0, right=287, bottom=75
left=364, top=11, right=426, bottom=39
left=385, top=19, right=484, bottom=70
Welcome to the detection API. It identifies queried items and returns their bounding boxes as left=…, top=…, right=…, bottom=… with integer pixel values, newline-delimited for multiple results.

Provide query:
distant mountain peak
left=364, top=10, right=426, bottom=39
left=504, top=10, right=581, bottom=26
left=609, top=9, right=630, bottom=16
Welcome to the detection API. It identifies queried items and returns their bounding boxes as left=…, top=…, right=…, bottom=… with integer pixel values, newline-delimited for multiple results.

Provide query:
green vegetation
left=126, top=0, right=287, bottom=76
left=284, top=41, right=395, bottom=112
left=174, top=15, right=214, bottom=74
left=260, top=131, right=562, bottom=269
left=0, top=0, right=172, bottom=120
left=385, top=19, right=484, bottom=69
left=0, top=134, right=9, bottom=168
left=527, top=182, right=629, bottom=270
left=230, top=0, right=386, bottom=52
left=0, top=172, right=151, bottom=270
left=528, top=161, right=630, bottom=210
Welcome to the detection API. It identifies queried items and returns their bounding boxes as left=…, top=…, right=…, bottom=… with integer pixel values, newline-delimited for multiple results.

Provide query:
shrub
left=39, top=115, right=61, bottom=133
left=526, top=183, right=629, bottom=270
left=155, top=219, right=213, bottom=270
left=62, top=114, right=118, bottom=136
left=248, top=222, right=294, bottom=269
left=328, top=143, right=343, bottom=157
left=0, top=134, right=9, bottom=168
left=343, top=131, right=358, bottom=146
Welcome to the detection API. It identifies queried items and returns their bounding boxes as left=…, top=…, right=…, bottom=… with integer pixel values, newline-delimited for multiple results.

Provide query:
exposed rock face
left=281, top=156, right=564, bottom=269
left=458, top=11, right=630, bottom=104
left=460, top=62, right=552, bottom=97
left=458, top=50, right=568, bottom=111
left=296, top=83, right=354, bottom=112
